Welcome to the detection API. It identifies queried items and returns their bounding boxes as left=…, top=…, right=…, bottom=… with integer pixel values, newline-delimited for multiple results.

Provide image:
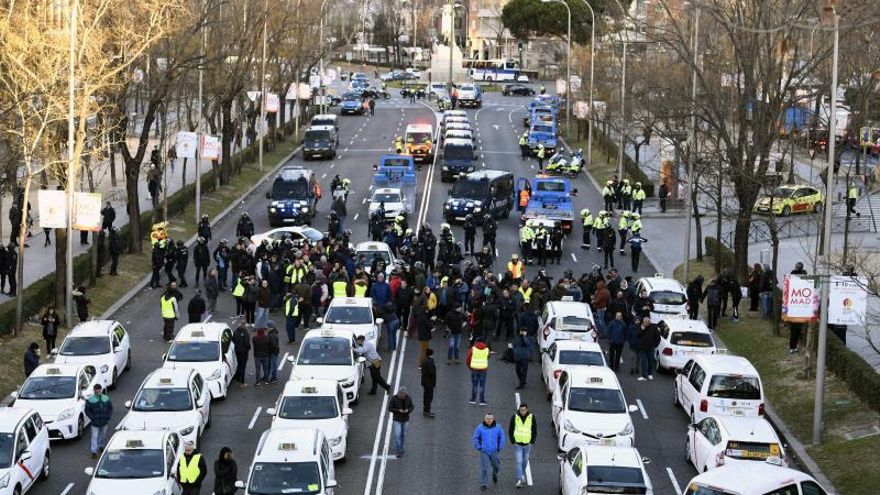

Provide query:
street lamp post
left=683, top=2, right=700, bottom=283
left=66, top=0, right=79, bottom=326
left=319, top=0, right=331, bottom=114
left=195, top=0, right=206, bottom=223
left=541, top=0, right=571, bottom=138
left=258, top=0, right=268, bottom=171
left=576, top=0, right=595, bottom=168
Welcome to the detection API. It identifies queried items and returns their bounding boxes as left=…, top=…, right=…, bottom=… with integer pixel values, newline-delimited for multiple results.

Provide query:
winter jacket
left=472, top=421, right=506, bottom=453
left=687, top=275, right=704, bottom=304
left=701, top=283, right=722, bottom=306
left=213, top=447, right=237, bottom=495
left=370, top=281, right=392, bottom=307
left=267, top=328, right=280, bottom=355
left=187, top=296, right=206, bottom=321
left=193, top=244, right=211, bottom=267
left=204, top=276, right=220, bottom=300
left=388, top=393, right=414, bottom=422
left=252, top=330, right=270, bottom=358
left=607, top=318, right=628, bottom=346
left=232, top=327, right=251, bottom=355
left=637, top=323, right=661, bottom=352
left=23, top=349, right=39, bottom=376
left=421, top=356, right=436, bottom=387
left=513, top=334, right=531, bottom=361
left=84, top=393, right=113, bottom=427
left=508, top=412, right=538, bottom=445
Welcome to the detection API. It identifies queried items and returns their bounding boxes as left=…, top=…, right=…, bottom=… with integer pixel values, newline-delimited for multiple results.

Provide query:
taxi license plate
left=732, top=409, right=745, bottom=416
left=599, top=438, right=615, bottom=446
left=312, top=153, right=323, bottom=158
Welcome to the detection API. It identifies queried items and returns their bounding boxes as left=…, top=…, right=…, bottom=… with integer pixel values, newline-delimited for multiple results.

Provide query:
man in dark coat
left=23, top=342, right=40, bottom=376
left=421, top=348, right=436, bottom=417
left=232, top=325, right=251, bottom=387
left=686, top=275, right=704, bottom=320
left=100, top=201, right=116, bottom=231
left=187, top=290, right=206, bottom=323
left=108, top=228, right=122, bottom=276
left=636, top=316, right=661, bottom=380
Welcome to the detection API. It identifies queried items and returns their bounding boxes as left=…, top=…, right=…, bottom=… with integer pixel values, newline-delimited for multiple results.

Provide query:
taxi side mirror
left=628, top=404, right=639, bottom=413
left=641, top=456, right=652, bottom=465
left=161, top=353, right=167, bottom=361
left=19, top=451, right=31, bottom=462
left=316, top=317, right=324, bottom=325
left=84, top=467, right=95, bottom=476
left=286, top=355, right=295, bottom=362
left=124, top=400, right=133, bottom=408
left=376, top=318, right=384, bottom=325
left=50, top=348, right=59, bottom=356
left=266, top=408, right=277, bottom=416
left=556, top=453, right=565, bottom=462
left=343, top=407, right=353, bottom=416
left=235, top=481, right=245, bottom=489
left=265, top=192, right=271, bottom=200
left=326, top=479, right=339, bottom=488
left=357, top=356, right=367, bottom=363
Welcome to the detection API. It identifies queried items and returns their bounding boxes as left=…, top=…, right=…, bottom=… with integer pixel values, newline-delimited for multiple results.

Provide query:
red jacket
left=466, top=341, right=490, bottom=370
left=389, top=275, right=402, bottom=299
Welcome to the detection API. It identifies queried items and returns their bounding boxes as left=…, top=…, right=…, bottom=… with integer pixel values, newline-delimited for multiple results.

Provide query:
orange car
left=404, top=123, right=434, bottom=163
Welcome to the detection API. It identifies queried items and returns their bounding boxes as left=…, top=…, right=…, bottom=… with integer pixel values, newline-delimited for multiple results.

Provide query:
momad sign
left=782, top=274, right=819, bottom=322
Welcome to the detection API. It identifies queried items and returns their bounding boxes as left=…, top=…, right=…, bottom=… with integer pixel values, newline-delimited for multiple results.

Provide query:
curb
left=99, top=145, right=300, bottom=320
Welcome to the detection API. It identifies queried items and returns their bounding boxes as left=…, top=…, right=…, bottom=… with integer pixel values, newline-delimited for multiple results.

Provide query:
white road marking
left=60, top=483, right=74, bottom=495
left=321, top=173, right=327, bottom=179
left=354, top=213, right=360, bottom=221
left=362, top=197, right=367, bottom=204
left=570, top=253, right=578, bottom=262
left=277, top=352, right=290, bottom=371
left=247, top=406, right=262, bottom=429
left=331, top=162, right=336, bottom=167
left=666, top=467, right=683, bottom=495
left=495, top=248, right=499, bottom=257
left=203, top=314, right=212, bottom=323
left=359, top=454, right=399, bottom=460
left=636, top=399, right=649, bottom=419
left=514, top=392, right=534, bottom=486
left=481, top=162, right=486, bottom=167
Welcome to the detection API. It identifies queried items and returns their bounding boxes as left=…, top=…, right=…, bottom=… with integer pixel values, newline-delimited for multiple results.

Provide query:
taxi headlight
left=269, top=207, right=277, bottom=213
left=444, top=204, right=451, bottom=210
left=329, top=435, right=343, bottom=447
left=57, top=407, right=76, bottom=421
left=179, top=426, right=196, bottom=436
left=99, top=364, right=109, bottom=373
left=0, top=472, right=10, bottom=489
left=207, top=369, right=222, bottom=381
left=619, top=423, right=633, bottom=436
left=563, top=420, right=581, bottom=434
left=442, top=166, right=449, bottom=171
left=339, top=376, right=355, bottom=387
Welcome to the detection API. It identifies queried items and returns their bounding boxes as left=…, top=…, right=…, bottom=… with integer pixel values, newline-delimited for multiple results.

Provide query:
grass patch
left=0, top=140, right=297, bottom=401
left=674, top=256, right=880, bottom=495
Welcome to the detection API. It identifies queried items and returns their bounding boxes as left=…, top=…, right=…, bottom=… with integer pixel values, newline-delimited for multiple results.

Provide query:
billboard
left=781, top=274, right=819, bottom=322
left=201, top=135, right=221, bottom=161
left=72, top=192, right=102, bottom=232
left=38, top=189, right=67, bottom=229
left=828, top=276, right=868, bottom=325
left=176, top=131, right=198, bottom=159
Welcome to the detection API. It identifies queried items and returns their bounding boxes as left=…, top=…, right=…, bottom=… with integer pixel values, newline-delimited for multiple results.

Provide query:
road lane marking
left=354, top=213, right=360, bottom=221
left=203, top=314, right=212, bottom=323
left=247, top=407, right=262, bottom=429
left=321, top=173, right=327, bottom=179
left=277, top=352, right=290, bottom=371
left=636, top=399, right=649, bottom=419
left=514, top=392, right=534, bottom=486
left=571, top=253, right=578, bottom=262
left=666, top=467, right=683, bottom=495
left=60, top=483, right=74, bottom=495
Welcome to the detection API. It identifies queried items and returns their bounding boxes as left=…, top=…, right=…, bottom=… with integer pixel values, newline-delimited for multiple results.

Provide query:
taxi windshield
left=356, top=250, right=391, bottom=265
left=406, top=132, right=432, bottom=144
left=671, top=332, right=714, bottom=348
left=96, top=448, right=164, bottom=479
left=568, top=387, right=626, bottom=413
left=19, top=376, right=76, bottom=400
left=684, top=486, right=738, bottom=495
left=707, top=375, right=761, bottom=400
left=279, top=395, right=338, bottom=420
left=132, top=387, right=193, bottom=412
left=60, top=336, right=110, bottom=356
left=326, top=306, right=372, bottom=325
left=558, top=351, right=604, bottom=366
left=649, top=291, right=687, bottom=305
left=770, top=187, right=794, bottom=198
left=0, top=433, right=13, bottom=468
left=297, top=338, right=353, bottom=366
left=586, top=466, right=646, bottom=492
left=372, top=191, right=402, bottom=204
left=167, top=341, right=220, bottom=362
left=248, top=462, right=322, bottom=495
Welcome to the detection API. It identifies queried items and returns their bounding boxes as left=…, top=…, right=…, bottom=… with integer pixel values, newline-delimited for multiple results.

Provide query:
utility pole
left=195, top=0, right=206, bottom=223
left=683, top=3, right=700, bottom=283
left=259, top=0, right=268, bottom=171
left=65, top=0, right=78, bottom=326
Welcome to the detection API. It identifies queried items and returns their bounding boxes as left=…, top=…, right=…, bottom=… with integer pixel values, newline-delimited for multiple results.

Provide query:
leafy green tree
left=501, top=0, right=602, bottom=45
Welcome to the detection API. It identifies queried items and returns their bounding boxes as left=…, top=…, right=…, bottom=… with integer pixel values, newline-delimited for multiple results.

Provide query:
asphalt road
left=31, top=86, right=696, bottom=495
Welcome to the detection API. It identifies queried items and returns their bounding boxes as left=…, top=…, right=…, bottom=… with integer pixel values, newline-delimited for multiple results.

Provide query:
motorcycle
left=545, top=149, right=584, bottom=177
left=437, top=96, right=452, bottom=111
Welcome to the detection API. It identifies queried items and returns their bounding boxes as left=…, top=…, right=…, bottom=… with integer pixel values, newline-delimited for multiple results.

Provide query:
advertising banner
left=201, top=135, right=221, bottom=160
left=38, top=189, right=67, bottom=229
left=828, top=276, right=869, bottom=325
left=176, top=131, right=198, bottom=159
left=781, top=274, right=819, bottom=322
left=72, top=192, right=102, bottom=232
left=265, top=93, right=280, bottom=113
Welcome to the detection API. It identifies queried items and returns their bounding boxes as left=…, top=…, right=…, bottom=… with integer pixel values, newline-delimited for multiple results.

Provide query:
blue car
left=528, top=121, right=557, bottom=155
left=340, top=91, right=364, bottom=115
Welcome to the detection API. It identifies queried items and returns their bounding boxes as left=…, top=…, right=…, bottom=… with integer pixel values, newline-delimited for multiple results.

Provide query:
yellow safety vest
left=513, top=414, right=534, bottom=444
left=631, top=219, right=642, bottom=232
left=470, top=347, right=489, bottom=370
left=519, top=287, right=532, bottom=304
left=178, top=454, right=201, bottom=484
left=537, top=147, right=545, bottom=159
left=232, top=281, right=245, bottom=297
left=621, top=184, right=632, bottom=196
left=619, top=217, right=629, bottom=230
left=602, top=186, right=614, bottom=197
left=633, top=189, right=646, bottom=201
left=285, top=298, right=299, bottom=317
left=332, top=280, right=348, bottom=297
left=582, top=214, right=593, bottom=227
left=160, top=296, right=176, bottom=319
left=518, top=136, right=527, bottom=146
left=284, top=265, right=294, bottom=284
left=849, top=186, right=858, bottom=199
left=354, top=283, right=368, bottom=297
left=508, top=261, right=524, bottom=279
left=592, top=217, right=604, bottom=229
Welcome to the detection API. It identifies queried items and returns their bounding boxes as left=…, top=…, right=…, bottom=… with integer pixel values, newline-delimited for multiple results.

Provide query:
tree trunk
left=13, top=175, right=32, bottom=335
left=121, top=98, right=161, bottom=254
left=54, top=227, right=67, bottom=324
left=733, top=215, right=752, bottom=281
left=693, top=187, right=703, bottom=261
left=220, top=100, right=236, bottom=185
left=770, top=221, right=781, bottom=336
left=714, top=171, right=723, bottom=274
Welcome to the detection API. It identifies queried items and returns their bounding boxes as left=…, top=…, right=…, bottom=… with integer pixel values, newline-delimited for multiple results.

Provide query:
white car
left=444, top=128, right=474, bottom=143
left=683, top=461, right=832, bottom=495
left=266, top=380, right=352, bottom=462
left=405, top=67, right=421, bottom=78
left=633, top=276, right=689, bottom=322
left=0, top=408, right=51, bottom=495
left=559, top=445, right=653, bottom=495
left=354, top=241, right=396, bottom=275
left=53, top=320, right=131, bottom=390
left=538, top=300, right=597, bottom=352
left=675, top=355, right=765, bottom=423
left=162, top=323, right=237, bottom=400
left=687, top=415, right=785, bottom=473
left=320, top=297, right=382, bottom=349
left=551, top=368, right=639, bottom=451
left=236, top=428, right=337, bottom=495
left=291, top=329, right=366, bottom=405
left=118, top=368, right=211, bottom=448
left=656, top=319, right=717, bottom=371
left=541, top=341, right=606, bottom=400
left=11, top=364, right=99, bottom=440
left=369, top=188, right=407, bottom=221
left=250, top=226, right=324, bottom=251
left=429, top=82, right=447, bottom=98
left=84, top=430, right=183, bottom=495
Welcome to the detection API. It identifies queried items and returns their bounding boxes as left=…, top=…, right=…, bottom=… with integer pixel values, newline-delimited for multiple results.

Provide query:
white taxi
left=541, top=341, right=606, bottom=400
left=266, top=380, right=352, bottom=462
left=683, top=460, right=832, bottom=495
left=162, top=323, right=237, bottom=400
left=84, top=430, right=183, bottom=495
left=675, top=355, right=765, bottom=423
left=369, top=188, right=407, bottom=222
left=538, top=299, right=597, bottom=352
left=551, top=368, right=639, bottom=451
left=11, top=364, right=99, bottom=440
left=686, top=415, right=785, bottom=473
left=656, top=319, right=717, bottom=371
left=0, top=408, right=51, bottom=495
left=354, top=241, right=396, bottom=275
left=53, top=320, right=131, bottom=390
left=235, top=427, right=337, bottom=495
left=320, top=297, right=383, bottom=349
left=633, top=276, right=689, bottom=322
left=290, top=329, right=366, bottom=405
left=558, top=445, right=653, bottom=495
left=118, top=369, right=211, bottom=448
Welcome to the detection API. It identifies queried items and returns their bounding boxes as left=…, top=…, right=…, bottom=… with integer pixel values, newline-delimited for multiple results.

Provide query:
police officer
left=593, top=211, right=606, bottom=252
left=549, top=221, right=563, bottom=265
left=236, top=212, right=254, bottom=239
left=193, top=237, right=210, bottom=286
left=482, top=214, right=497, bottom=254
left=175, top=240, right=189, bottom=287
left=150, top=241, right=164, bottom=288
left=108, top=227, right=122, bottom=276
left=164, top=239, right=177, bottom=285
left=519, top=132, right=529, bottom=159
left=197, top=214, right=212, bottom=243
left=630, top=213, right=643, bottom=236
left=847, top=181, right=860, bottom=216
left=463, top=214, right=477, bottom=255
left=631, top=182, right=646, bottom=214
left=618, top=211, right=630, bottom=255
left=629, top=233, right=648, bottom=272
left=534, top=223, right=548, bottom=267
left=602, top=180, right=615, bottom=211
left=580, top=208, right=593, bottom=250
left=535, top=143, right=546, bottom=171
left=519, top=221, right=534, bottom=264
left=619, top=178, right=632, bottom=210
left=178, top=441, right=208, bottom=495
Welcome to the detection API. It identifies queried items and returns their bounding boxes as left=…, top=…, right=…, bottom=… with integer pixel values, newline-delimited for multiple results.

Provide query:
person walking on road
left=232, top=325, right=251, bottom=388
left=212, top=447, right=238, bottom=495
left=252, top=327, right=270, bottom=386
left=187, top=290, right=206, bottom=323
left=389, top=387, right=414, bottom=457
left=636, top=316, right=660, bottom=381
left=84, top=384, right=112, bottom=459
left=267, top=322, right=280, bottom=383
left=535, top=144, right=545, bottom=172
left=178, top=441, right=208, bottom=495
left=473, top=413, right=506, bottom=491
left=421, top=348, right=436, bottom=417
left=513, top=328, right=530, bottom=389
left=204, top=268, right=220, bottom=315
left=467, top=337, right=490, bottom=406
left=508, top=404, right=537, bottom=488
left=160, top=284, right=181, bottom=342
left=354, top=335, right=391, bottom=394
left=607, top=311, right=627, bottom=371
left=368, top=97, right=376, bottom=116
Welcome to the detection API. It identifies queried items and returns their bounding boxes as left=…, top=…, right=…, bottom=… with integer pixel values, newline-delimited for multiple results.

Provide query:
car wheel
left=782, top=205, right=791, bottom=216
left=76, top=416, right=84, bottom=440
left=337, top=455, right=347, bottom=464
left=673, top=383, right=680, bottom=406
left=814, top=202, right=824, bottom=214
left=40, top=451, right=50, bottom=480
left=109, top=368, right=118, bottom=390
left=125, top=350, right=132, bottom=371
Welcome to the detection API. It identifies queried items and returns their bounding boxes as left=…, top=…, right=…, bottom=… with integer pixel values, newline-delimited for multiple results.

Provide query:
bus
left=466, top=59, right=533, bottom=82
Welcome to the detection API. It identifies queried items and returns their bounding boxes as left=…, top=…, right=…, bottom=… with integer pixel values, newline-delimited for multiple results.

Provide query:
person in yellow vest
left=160, top=283, right=181, bottom=342
left=520, top=221, right=535, bottom=264
left=618, top=211, right=630, bottom=256
left=507, top=403, right=537, bottom=488
left=507, top=253, right=525, bottom=283
left=602, top=180, right=615, bottom=211
left=518, top=280, right=532, bottom=308
left=177, top=441, right=207, bottom=495
left=619, top=178, right=632, bottom=210
left=330, top=272, right=349, bottom=299
left=519, top=132, right=529, bottom=159
left=353, top=277, right=369, bottom=297
left=631, top=181, right=647, bottom=214
left=630, top=213, right=643, bottom=235
left=232, top=273, right=246, bottom=316
left=466, top=337, right=490, bottom=405
left=535, top=144, right=546, bottom=171
left=593, top=211, right=606, bottom=252
left=847, top=181, right=860, bottom=217
left=580, top=208, right=593, bottom=250
left=284, top=291, right=300, bottom=344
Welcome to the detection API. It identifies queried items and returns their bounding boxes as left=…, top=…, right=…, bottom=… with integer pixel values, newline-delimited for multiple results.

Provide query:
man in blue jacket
left=84, top=384, right=113, bottom=458
left=606, top=311, right=628, bottom=371
left=472, top=413, right=506, bottom=491
left=369, top=272, right=392, bottom=306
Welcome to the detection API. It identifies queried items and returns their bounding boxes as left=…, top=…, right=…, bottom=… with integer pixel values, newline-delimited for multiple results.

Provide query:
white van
left=683, top=461, right=832, bottom=495
left=310, top=114, right=339, bottom=132
left=675, top=355, right=764, bottom=423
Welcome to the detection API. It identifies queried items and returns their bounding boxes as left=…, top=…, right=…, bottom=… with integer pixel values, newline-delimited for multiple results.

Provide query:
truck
left=369, top=154, right=417, bottom=222
left=456, top=83, right=482, bottom=108
left=528, top=120, right=558, bottom=155
left=518, top=175, right=578, bottom=232
left=778, top=106, right=813, bottom=137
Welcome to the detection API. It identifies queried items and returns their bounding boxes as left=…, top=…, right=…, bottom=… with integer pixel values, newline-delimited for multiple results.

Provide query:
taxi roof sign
left=301, top=386, right=318, bottom=394
left=278, top=442, right=298, bottom=451
left=158, top=378, right=174, bottom=385
left=320, top=329, right=335, bottom=337
left=190, top=331, right=206, bottom=338
left=125, top=440, right=145, bottom=448
left=45, top=368, right=62, bottom=375
left=589, top=376, right=604, bottom=384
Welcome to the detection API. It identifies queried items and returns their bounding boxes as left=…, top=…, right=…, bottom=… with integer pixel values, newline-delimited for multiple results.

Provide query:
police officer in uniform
left=463, top=214, right=477, bottom=255
left=549, top=221, right=563, bottom=265
left=535, top=143, right=546, bottom=171
left=164, top=239, right=177, bottom=285
left=602, top=180, right=615, bottom=211
left=518, top=132, right=529, bottom=159
left=629, top=233, right=648, bottom=272
left=630, top=213, right=643, bottom=236
left=482, top=214, right=497, bottom=255
left=593, top=211, right=606, bottom=252
left=618, top=178, right=632, bottom=210
left=534, top=223, right=548, bottom=267
left=175, top=240, right=189, bottom=287
left=618, top=211, right=630, bottom=255
left=631, top=182, right=646, bottom=214
left=580, top=208, right=593, bottom=249
left=519, top=221, right=534, bottom=264
left=150, top=241, right=164, bottom=288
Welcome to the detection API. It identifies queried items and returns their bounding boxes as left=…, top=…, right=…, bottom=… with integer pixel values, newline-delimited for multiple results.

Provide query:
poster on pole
left=38, top=189, right=67, bottom=229
left=555, top=78, right=567, bottom=95
left=201, top=135, right=221, bottom=161
left=72, top=192, right=102, bottom=232
left=574, top=101, right=590, bottom=120
left=781, top=274, right=819, bottom=322
left=828, top=276, right=869, bottom=325
left=298, top=83, right=312, bottom=100
left=264, top=93, right=280, bottom=113
left=176, top=131, right=198, bottom=159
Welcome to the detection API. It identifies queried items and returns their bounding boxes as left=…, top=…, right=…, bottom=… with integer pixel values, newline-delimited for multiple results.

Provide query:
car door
left=22, top=416, right=43, bottom=489
left=676, top=360, right=694, bottom=409
left=13, top=426, right=34, bottom=490
left=542, top=343, right=556, bottom=386
left=221, top=328, right=236, bottom=387
left=166, top=434, right=183, bottom=494
left=112, top=325, right=127, bottom=371
left=685, top=363, right=706, bottom=417
left=691, top=418, right=715, bottom=469
left=552, top=373, right=569, bottom=429
left=561, top=447, right=583, bottom=495
left=191, top=374, right=210, bottom=431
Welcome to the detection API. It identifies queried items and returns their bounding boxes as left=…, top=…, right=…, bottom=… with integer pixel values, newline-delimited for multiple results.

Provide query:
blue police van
left=443, top=170, right=515, bottom=223
left=266, top=166, right=319, bottom=226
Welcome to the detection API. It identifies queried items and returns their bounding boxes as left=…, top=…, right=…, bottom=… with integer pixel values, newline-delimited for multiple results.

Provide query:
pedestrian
left=255, top=279, right=272, bottom=327
left=243, top=276, right=258, bottom=324
left=175, top=240, right=189, bottom=287
left=701, top=278, right=722, bottom=329
left=212, top=447, right=238, bottom=495
left=232, top=325, right=251, bottom=387
left=629, top=233, right=647, bottom=272
left=513, top=328, right=530, bottom=389
left=100, top=201, right=116, bottom=231
left=602, top=225, right=616, bottom=269
left=187, top=290, right=206, bottom=323
left=197, top=215, right=212, bottom=243
left=658, top=181, right=669, bottom=213
left=204, top=268, right=220, bottom=315
left=266, top=322, right=280, bottom=384
left=84, top=384, right=112, bottom=458
left=636, top=316, right=660, bottom=380
left=686, top=275, right=704, bottom=319
left=95, top=230, right=106, bottom=278
left=73, top=285, right=90, bottom=322
left=535, top=144, right=545, bottom=172
left=421, top=348, right=436, bottom=417
left=445, top=305, right=465, bottom=363
left=3, top=245, right=16, bottom=294
left=354, top=335, right=391, bottom=394
left=0, top=246, right=6, bottom=294
left=108, top=227, right=122, bottom=276
left=23, top=342, right=40, bottom=376
left=518, top=132, right=529, bottom=159
left=748, top=263, right=763, bottom=312
left=284, top=291, right=300, bottom=344
left=368, top=97, right=376, bottom=116
left=508, top=404, right=537, bottom=488
left=193, top=238, right=210, bottom=286
left=467, top=337, right=490, bottom=406
left=381, top=302, right=400, bottom=351
left=607, top=311, right=627, bottom=371
left=252, top=327, right=270, bottom=386
left=160, top=285, right=180, bottom=342
left=472, top=413, right=506, bottom=491
left=178, top=441, right=208, bottom=495
left=40, top=306, right=59, bottom=353
left=388, top=387, right=414, bottom=457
